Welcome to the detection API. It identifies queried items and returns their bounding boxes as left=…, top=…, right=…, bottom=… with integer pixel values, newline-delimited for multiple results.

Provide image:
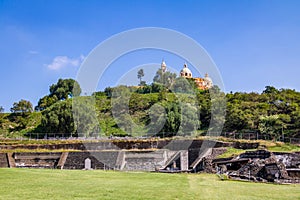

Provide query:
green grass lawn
left=0, top=169, right=299, bottom=200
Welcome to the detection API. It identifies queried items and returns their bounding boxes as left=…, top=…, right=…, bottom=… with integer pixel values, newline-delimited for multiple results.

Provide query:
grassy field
left=0, top=169, right=299, bottom=200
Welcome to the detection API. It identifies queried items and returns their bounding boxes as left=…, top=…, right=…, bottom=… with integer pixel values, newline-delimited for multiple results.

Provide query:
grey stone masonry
left=0, top=153, right=9, bottom=167
left=14, top=152, right=60, bottom=168
left=123, top=150, right=170, bottom=171
left=180, top=150, right=189, bottom=171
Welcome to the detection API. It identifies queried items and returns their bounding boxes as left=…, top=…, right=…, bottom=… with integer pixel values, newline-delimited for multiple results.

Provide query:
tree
left=197, top=90, right=211, bottom=130
left=49, top=78, right=81, bottom=100
left=153, top=68, right=177, bottom=90
left=111, top=86, right=134, bottom=135
left=209, top=88, right=226, bottom=134
left=40, top=100, right=75, bottom=136
left=136, top=84, right=152, bottom=94
left=10, top=99, right=33, bottom=115
left=0, top=106, right=4, bottom=113
left=38, top=96, right=99, bottom=137
left=147, top=103, right=167, bottom=135
left=157, top=102, right=181, bottom=137
left=224, top=107, right=248, bottom=132
left=151, top=82, right=165, bottom=93
left=263, top=86, right=278, bottom=94
left=36, top=79, right=81, bottom=111
left=73, top=96, right=100, bottom=137
left=104, top=87, right=113, bottom=98
left=178, top=103, right=200, bottom=135
left=258, top=115, right=281, bottom=140
left=35, top=95, right=58, bottom=111
left=171, top=77, right=194, bottom=94
left=262, top=86, right=280, bottom=115
left=137, top=69, right=145, bottom=86
left=9, top=100, right=33, bottom=130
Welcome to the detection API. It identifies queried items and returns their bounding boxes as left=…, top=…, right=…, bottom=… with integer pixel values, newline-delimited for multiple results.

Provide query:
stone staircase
left=190, top=148, right=212, bottom=170
left=115, top=151, right=125, bottom=170
left=0, top=153, right=9, bottom=168
left=7, top=153, right=16, bottom=168
left=160, top=151, right=181, bottom=170
left=57, top=152, right=69, bottom=169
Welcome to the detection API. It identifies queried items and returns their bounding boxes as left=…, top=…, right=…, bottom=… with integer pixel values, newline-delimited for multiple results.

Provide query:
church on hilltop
left=161, top=60, right=213, bottom=90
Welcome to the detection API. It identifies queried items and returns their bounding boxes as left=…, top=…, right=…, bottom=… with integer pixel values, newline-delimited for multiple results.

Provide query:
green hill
left=1, top=79, right=300, bottom=141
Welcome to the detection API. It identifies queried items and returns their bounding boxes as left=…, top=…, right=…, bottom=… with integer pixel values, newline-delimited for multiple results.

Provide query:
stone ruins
left=0, top=139, right=299, bottom=183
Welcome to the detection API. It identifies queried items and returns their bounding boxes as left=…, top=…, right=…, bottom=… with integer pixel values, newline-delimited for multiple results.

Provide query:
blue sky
left=1, top=0, right=300, bottom=111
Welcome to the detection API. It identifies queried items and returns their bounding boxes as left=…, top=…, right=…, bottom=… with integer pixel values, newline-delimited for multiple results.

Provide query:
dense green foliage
left=5, top=99, right=34, bottom=132
left=0, top=169, right=299, bottom=200
left=35, top=78, right=81, bottom=111
left=1, top=76, right=300, bottom=140
left=10, top=99, right=33, bottom=115
left=39, top=100, right=75, bottom=135
left=225, top=86, right=300, bottom=139
left=34, top=97, right=99, bottom=137
left=153, top=68, right=177, bottom=90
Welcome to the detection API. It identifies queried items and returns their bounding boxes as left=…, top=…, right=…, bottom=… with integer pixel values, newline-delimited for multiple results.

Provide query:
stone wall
left=0, top=153, right=8, bottom=168
left=123, top=150, right=169, bottom=171
left=14, top=152, right=61, bottom=168
left=274, top=152, right=300, bottom=169
left=63, top=152, right=110, bottom=169
left=240, top=150, right=271, bottom=159
left=0, top=139, right=232, bottom=151
left=0, top=150, right=176, bottom=171
left=233, top=141, right=259, bottom=149
left=62, top=150, right=174, bottom=171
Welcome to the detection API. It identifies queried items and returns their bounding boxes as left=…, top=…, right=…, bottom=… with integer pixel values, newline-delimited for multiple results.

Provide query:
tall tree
left=137, top=69, right=145, bottom=86
left=73, top=96, right=99, bottom=137
left=153, top=68, right=177, bottom=90
left=178, top=103, right=200, bottom=135
left=40, top=100, right=75, bottom=136
left=111, top=86, right=134, bottom=135
left=49, top=78, right=81, bottom=100
left=36, top=79, right=81, bottom=111
left=157, top=102, right=181, bottom=137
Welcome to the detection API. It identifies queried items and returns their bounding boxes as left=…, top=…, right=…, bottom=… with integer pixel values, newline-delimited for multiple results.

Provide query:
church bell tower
left=161, top=60, right=167, bottom=73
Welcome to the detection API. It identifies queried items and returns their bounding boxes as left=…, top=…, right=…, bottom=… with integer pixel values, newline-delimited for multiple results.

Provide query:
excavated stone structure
left=1, top=139, right=299, bottom=183
left=213, top=150, right=300, bottom=183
